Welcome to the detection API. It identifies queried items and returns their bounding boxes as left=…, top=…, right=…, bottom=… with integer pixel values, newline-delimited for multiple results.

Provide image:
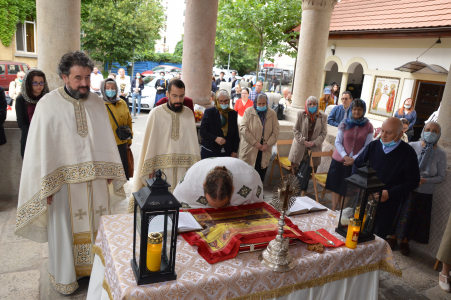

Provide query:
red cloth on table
left=303, top=228, right=345, bottom=248
left=181, top=202, right=333, bottom=264
left=156, top=96, right=195, bottom=114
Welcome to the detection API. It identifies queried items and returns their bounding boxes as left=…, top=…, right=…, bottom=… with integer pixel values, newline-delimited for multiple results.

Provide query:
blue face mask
left=105, top=90, right=116, bottom=98
left=308, top=106, right=318, bottom=114
left=220, top=104, right=229, bottom=110
left=256, top=106, right=267, bottom=112
left=423, top=132, right=438, bottom=144
left=380, top=139, right=396, bottom=147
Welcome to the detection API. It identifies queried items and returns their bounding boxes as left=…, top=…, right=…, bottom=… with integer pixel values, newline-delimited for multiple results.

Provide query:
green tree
left=216, top=0, right=301, bottom=74
left=82, top=0, right=164, bottom=71
left=214, top=44, right=258, bottom=76
left=173, top=39, right=183, bottom=60
left=0, top=0, right=35, bottom=47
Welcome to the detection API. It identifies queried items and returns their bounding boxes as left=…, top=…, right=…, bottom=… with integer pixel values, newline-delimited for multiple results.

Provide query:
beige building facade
left=0, top=19, right=38, bottom=68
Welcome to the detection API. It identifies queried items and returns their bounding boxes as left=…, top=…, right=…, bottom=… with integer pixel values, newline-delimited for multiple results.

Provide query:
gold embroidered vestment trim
left=58, top=86, right=89, bottom=138
left=162, top=104, right=184, bottom=141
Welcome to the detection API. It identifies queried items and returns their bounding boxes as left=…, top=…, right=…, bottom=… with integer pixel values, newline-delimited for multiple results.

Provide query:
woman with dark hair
left=131, top=72, right=145, bottom=118
left=239, top=93, right=279, bottom=182
left=388, top=121, right=446, bottom=256
left=395, top=98, right=416, bottom=141
left=15, top=69, right=49, bottom=158
left=332, top=83, right=340, bottom=105
left=200, top=89, right=240, bottom=159
left=101, top=78, right=133, bottom=180
left=325, top=99, right=373, bottom=210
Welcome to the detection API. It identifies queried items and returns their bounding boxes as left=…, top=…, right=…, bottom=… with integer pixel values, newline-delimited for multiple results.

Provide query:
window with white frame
left=16, top=21, right=36, bottom=53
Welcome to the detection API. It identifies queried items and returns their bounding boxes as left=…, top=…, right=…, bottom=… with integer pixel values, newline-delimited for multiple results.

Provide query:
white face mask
left=136, top=75, right=141, bottom=79
left=404, top=104, right=411, bottom=109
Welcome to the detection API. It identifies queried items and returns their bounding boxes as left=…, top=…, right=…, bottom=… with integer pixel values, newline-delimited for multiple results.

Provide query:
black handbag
left=106, top=105, right=133, bottom=141
left=272, top=103, right=284, bottom=120
left=296, top=151, right=312, bottom=191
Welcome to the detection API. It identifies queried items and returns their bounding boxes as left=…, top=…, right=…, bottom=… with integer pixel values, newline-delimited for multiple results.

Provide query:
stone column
left=37, top=0, right=80, bottom=90
left=338, top=72, right=349, bottom=103
left=182, top=0, right=219, bottom=106
left=319, top=70, right=327, bottom=96
left=291, top=0, right=338, bottom=109
left=438, top=63, right=451, bottom=158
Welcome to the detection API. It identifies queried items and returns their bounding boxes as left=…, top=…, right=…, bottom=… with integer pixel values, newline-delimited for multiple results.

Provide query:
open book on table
left=271, top=196, right=327, bottom=216
left=148, top=212, right=203, bottom=234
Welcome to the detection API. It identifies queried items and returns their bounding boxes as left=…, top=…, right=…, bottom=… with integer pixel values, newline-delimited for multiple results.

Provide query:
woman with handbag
left=395, top=98, right=416, bottom=141
left=239, top=94, right=279, bottom=182
left=325, top=99, right=373, bottom=211
left=101, top=78, right=133, bottom=180
left=288, top=96, right=327, bottom=176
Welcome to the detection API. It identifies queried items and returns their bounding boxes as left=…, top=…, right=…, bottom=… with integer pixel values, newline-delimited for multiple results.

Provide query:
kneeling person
left=173, top=157, right=264, bottom=208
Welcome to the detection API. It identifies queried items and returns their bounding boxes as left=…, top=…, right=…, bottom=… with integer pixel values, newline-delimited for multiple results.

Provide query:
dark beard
left=67, top=85, right=90, bottom=99
left=167, top=101, right=183, bottom=112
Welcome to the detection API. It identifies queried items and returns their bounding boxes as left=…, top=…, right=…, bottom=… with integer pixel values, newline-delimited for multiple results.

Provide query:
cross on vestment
left=75, top=209, right=87, bottom=220
left=95, top=205, right=107, bottom=216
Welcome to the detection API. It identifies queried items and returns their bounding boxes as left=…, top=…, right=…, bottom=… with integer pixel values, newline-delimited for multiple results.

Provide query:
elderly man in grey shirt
left=388, top=121, right=446, bottom=256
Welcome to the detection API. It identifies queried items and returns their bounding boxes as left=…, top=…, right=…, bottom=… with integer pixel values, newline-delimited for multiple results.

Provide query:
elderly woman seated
left=239, top=94, right=279, bottom=182
left=173, top=157, right=264, bottom=209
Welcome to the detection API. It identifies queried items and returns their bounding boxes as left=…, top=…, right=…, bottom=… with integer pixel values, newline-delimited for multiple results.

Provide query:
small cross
left=95, top=205, right=107, bottom=216
left=75, top=209, right=87, bottom=220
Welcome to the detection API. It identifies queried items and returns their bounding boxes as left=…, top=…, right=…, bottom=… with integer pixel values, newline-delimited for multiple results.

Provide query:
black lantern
left=335, top=162, right=385, bottom=243
left=131, top=170, right=181, bottom=285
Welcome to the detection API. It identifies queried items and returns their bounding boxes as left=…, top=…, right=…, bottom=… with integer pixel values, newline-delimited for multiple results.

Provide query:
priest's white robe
left=15, top=87, right=127, bottom=294
left=173, top=157, right=264, bottom=209
left=129, top=104, right=200, bottom=211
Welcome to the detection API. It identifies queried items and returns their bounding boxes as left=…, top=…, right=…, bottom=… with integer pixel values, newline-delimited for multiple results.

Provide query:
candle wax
left=147, top=243, right=162, bottom=272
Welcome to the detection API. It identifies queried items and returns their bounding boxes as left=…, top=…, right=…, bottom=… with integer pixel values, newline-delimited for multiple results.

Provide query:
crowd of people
left=2, top=50, right=449, bottom=294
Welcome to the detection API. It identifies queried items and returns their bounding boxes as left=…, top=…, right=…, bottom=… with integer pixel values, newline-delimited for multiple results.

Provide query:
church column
left=319, top=70, right=327, bottom=96
left=182, top=0, right=219, bottom=106
left=291, top=0, right=338, bottom=109
left=338, top=72, right=349, bottom=103
left=438, top=64, right=451, bottom=158
left=37, top=0, right=81, bottom=90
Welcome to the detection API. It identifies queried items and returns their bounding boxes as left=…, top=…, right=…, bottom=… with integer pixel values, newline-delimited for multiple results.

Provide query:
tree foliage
left=82, top=0, right=164, bottom=69
left=216, top=0, right=301, bottom=73
left=0, top=0, right=36, bottom=47
left=172, top=39, right=183, bottom=60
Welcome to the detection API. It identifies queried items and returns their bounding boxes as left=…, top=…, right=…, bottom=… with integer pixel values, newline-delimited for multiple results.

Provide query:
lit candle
left=346, top=218, right=361, bottom=249
left=354, top=207, right=367, bottom=227
left=147, top=232, right=163, bottom=272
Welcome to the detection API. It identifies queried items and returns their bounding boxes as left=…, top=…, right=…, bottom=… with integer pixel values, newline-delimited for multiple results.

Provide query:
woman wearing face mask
left=154, top=71, right=168, bottom=107
left=131, top=72, right=145, bottom=118
left=395, top=98, right=416, bottom=141
left=325, top=99, right=373, bottom=211
left=288, top=96, right=328, bottom=176
left=101, top=78, right=133, bottom=180
left=15, top=69, right=49, bottom=158
left=200, top=89, right=239, bottom=159
left=234, top=87, right=253, bottom=125
left=388, top=121, right=446, bottom=256
left=239, top=94, right=279, bottom=182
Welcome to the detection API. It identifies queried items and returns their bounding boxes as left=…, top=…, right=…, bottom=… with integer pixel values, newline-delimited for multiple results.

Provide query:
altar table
left=86, top=210, right=401, bottom=300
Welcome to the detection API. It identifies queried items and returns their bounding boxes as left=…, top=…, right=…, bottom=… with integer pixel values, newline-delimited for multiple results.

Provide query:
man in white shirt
left=173, top=157, right=264, bottom=209
left=90, top=67, right=104, bottom=96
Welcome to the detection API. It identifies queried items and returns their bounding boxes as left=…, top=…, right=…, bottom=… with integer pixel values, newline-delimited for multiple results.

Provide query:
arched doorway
left=346, top=62, right=364, bottom=99
left=324, top=61, right=342, bottom=89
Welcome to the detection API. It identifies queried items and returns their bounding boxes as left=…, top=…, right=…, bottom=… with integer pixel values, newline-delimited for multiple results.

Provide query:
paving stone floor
left=1, top=173, right=450, bottom=299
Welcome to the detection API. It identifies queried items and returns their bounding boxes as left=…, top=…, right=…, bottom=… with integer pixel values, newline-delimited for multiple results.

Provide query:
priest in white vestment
left=128, top=79, right=200, bottom=211
left=173, top=157, right=264, bottom=209
left=14, top=51, right=127, bottom=295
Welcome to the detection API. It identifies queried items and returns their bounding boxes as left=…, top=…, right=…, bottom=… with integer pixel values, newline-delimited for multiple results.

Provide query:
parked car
left=212, top=66, right=239, bottom=77
left=258, top=67, right=292, bottom=85
left=0, top=61, right=30, bottom=90
left=128, top=77, right=158, bottom=111
left=142, top=65, right=181, bottom=78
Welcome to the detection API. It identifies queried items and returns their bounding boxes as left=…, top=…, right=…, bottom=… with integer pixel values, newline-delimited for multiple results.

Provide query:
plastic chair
left=267, top=140, right=292, bottom=186
left=301, top=150, right=333, bottom=204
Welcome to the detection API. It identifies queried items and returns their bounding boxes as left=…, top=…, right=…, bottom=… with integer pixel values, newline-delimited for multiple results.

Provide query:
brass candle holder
left=259, top=175, right=299, bottom=272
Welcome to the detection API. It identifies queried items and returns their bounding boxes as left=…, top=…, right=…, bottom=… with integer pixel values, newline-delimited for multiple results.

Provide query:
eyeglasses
left=32, top=82, right=45, bottom=86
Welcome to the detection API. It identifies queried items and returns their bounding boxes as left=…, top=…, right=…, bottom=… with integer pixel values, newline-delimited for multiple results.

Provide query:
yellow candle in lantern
left=346, top=218, right=361, bottom=249
left=146, top=232, right=163, bottom=272
left=354, top=207, right=367, bottom=227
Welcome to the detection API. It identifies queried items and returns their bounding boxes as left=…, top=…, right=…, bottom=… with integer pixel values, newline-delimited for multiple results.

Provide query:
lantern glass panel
left=134, top=205, right=142, bottom=268
left=338, top=182, right=365, bottom=231
left=146, top=212, right=175, bottom=273
left=361, top=192, right=379, bottom=235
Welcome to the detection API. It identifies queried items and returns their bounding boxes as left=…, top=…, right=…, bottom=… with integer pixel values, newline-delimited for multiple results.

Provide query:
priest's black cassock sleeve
left=352, top=140, right=420, bottom=239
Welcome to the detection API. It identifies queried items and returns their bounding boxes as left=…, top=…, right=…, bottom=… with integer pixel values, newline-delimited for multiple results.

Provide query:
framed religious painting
left=369, top=76, right=400, bottom=117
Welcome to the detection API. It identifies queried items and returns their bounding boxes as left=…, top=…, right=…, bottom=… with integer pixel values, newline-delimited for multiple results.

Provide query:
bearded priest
left=14, top=51, right=127, bottom=295
left=128, top=79, right=200, bottom=211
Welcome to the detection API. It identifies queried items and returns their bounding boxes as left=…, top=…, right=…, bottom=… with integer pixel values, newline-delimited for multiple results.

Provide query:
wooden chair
left=268, top=140, right=293, bottom=186
left=301, top=150, right=333, bottom=204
